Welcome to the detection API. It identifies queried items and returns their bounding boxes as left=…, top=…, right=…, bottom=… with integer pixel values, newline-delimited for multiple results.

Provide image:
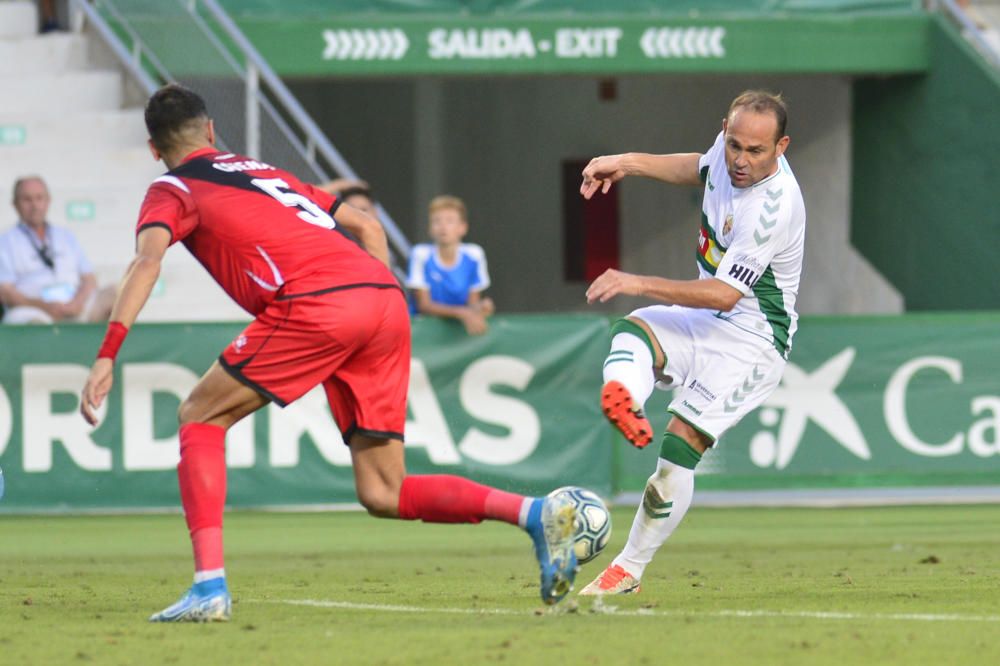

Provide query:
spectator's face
left=429, top=208, right=467, bottom=246
left=344, top=193, right=376, bottom=219
left=723, top=108, right=789, bottom=188
left=14, top=179, right=50, bottom=227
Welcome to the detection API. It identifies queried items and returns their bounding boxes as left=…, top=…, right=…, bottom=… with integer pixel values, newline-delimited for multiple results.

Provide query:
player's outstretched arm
left=335, top=203, right=390, bottom=268
left=586, top=268, right=741, bottom=311
left=580, top=152, right=702, bottom=199
left=108, top=227, right=170, bottom=327
left=80, top=227, right=170, bottom=426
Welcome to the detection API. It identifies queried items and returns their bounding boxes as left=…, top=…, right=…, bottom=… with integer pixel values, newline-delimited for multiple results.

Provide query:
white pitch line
left=260, top=599, right=1000, bottom=624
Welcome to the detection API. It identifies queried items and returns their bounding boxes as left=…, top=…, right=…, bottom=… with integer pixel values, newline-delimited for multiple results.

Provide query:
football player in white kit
left=578, top=91, right=806, bottom=595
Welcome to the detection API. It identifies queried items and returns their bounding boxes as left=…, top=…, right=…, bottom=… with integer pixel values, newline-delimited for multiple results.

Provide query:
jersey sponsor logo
left=680, top=400, right=703, bottom=416
left=687, top=379, right=717, bottom=402
left=727, top=263, right=759, bottom=289
left=722, top=213, right=733, bottom=236
left=212, top=159, right=276, bottom=173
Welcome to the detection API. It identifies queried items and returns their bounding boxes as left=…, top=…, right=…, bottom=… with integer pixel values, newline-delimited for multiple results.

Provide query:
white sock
left=613, top=457, right=695, bottom=580
left=194, top=568, right=226, bottom=584
left=603, top=332, right=655, bottom=409
left=517, top=497, right=535, bottom=528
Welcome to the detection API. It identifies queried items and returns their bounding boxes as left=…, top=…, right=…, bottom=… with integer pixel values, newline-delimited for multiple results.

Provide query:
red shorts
left=219, top=284, right=410, bottom=441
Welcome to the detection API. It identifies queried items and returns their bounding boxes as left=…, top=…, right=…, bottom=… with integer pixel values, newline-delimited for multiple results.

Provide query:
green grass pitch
left=2, top=505, right=999, bottom=665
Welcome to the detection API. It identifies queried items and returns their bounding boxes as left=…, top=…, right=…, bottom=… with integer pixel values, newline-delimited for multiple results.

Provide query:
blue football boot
left=525, top=494, right=579, bottom=605
left=149, top=577, right=231, bottom=622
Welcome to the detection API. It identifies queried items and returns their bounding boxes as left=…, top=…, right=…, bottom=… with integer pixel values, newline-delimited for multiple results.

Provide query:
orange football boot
left=601, top=380, right=653, bottom=448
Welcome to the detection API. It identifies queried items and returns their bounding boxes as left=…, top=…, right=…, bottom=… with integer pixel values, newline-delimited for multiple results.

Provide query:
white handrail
left=68, top=0, right=412, bottom=263
left=197, top=0, right=412, bottom=257
left=936, top=0, right=1000, bottom=67
left=67, top=0, right=158, bottom=95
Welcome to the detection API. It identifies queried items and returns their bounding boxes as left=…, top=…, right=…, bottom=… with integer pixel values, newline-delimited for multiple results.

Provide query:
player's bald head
left=145, top=84, right=210, bottom=154
left=12, top=175, right=48, bottom=203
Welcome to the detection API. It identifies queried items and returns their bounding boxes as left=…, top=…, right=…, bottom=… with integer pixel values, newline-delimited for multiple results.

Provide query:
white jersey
left=695, top=131, right=806, bottom=358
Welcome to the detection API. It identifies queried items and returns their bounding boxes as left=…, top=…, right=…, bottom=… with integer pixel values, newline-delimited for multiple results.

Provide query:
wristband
left=97, top=321, right=129, bottom=361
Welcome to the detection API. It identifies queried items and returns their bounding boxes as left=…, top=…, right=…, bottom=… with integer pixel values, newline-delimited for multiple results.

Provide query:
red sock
left=397, top=474, right=527, bottom=525
left=178, top=423, right=227, bottom=573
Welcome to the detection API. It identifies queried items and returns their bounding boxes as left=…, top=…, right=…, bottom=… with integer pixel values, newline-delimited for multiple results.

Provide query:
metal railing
left=933, top=0, right=1000, bottom=67
left=67, top=0, right=412, bottom=267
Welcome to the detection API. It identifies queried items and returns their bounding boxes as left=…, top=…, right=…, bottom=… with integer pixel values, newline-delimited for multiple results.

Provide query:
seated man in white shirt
left=0, top=176, right=113, bottom=324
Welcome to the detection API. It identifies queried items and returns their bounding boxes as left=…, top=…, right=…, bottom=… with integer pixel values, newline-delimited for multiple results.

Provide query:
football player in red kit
left=79, top=84, right=577, bottom=622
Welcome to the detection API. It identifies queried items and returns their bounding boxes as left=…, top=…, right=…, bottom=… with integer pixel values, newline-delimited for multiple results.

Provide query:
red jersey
left=136, top=147, right=396, bottom=315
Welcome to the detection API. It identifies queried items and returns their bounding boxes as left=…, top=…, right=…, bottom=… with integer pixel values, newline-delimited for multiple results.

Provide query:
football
left=548, top=486, right=611, bottom=564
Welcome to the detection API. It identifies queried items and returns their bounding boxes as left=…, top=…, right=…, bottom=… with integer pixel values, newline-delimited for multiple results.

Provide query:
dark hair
left=728, top=90, right=788, bottom=141
left=145, top=83, right=209, bottom=153
left=339, top=185, right=374, bottom=202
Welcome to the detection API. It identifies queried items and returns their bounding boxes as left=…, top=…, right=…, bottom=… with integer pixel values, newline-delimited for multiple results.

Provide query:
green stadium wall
left=852, top=16, right=1000, bottom=310
left=1, top=313, right=998, bottom=513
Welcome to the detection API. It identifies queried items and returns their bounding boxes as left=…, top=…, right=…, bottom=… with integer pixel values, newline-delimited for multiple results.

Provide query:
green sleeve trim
left=659, top=432, right=703, bottom=470
left=699, top=164, right=709, bottom=184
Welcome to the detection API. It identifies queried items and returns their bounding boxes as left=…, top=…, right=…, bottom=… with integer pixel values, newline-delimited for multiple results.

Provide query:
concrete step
left=0, top=108, right=150, bottom=153
left=58, top=240, right=250, bottom=322
left=0, top=32, right=88, bottom=74
left=0, top=1, right=37, bottom=39
left=46, top=186, right=148, bottom=225
left=0, top=187, right=152, bottom=258
left=0, top=69, right=123, bottom=113
left=142, top=254, right=251, bottom=322
left=0, top=146, right=161, bottom=191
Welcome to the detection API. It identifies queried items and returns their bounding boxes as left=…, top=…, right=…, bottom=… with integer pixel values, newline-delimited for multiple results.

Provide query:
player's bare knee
left=623, top=315, right=666, bottom=368
left=666, top=417, right=711, bottom=454
left=177, top=397, right=203, bottom=426
left=356, top=485, right=400, bottom=518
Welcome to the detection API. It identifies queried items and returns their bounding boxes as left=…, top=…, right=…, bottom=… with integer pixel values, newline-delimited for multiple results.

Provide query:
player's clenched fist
left=580, top=154, right=629, bottom=200
left=586, top=268, right=643, bottom=304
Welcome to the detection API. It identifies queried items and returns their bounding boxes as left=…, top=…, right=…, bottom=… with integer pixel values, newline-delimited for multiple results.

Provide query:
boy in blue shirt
left=406, top=195, right=494, bottom=335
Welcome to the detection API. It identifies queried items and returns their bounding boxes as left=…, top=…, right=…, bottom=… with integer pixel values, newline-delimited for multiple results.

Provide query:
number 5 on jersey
left=251, top=177, right=336, bottom=229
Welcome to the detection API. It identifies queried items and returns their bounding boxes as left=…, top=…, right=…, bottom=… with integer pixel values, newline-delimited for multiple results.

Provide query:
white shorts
left=630, top=305, right=785, bottom=442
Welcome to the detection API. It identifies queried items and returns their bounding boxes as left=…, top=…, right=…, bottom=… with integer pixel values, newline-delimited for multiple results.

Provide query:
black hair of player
left=145, top=83, right=210, bottom=154
left=338, top=185, right=374, bottom=202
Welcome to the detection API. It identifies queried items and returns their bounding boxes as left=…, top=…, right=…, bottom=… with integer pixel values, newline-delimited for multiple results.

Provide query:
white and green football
left=548, top=485, right=611, bottom=564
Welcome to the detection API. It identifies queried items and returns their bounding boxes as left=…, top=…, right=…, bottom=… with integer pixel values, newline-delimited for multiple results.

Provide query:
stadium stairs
left=0, top=0, right=247, bottom=322
left=968, top=0, right=1000, bottom=53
